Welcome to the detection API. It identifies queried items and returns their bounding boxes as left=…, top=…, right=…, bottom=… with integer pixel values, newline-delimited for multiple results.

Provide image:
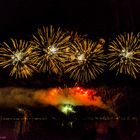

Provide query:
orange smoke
left=0, top=87, right=118, bottom=115
left=33, top=87, right=116, bottom=115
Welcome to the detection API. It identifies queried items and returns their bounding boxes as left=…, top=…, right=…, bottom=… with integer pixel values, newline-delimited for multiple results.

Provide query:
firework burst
left=0, top=39, right=37, bottom=78
left=31, top=25, right=70, bottom=74
left=108, top=32, right=140, bottom=78
left=68, top=31, right=87, bottom=42
left=64, top=38, right=106, bottom=83
left=59, top=104, right=75, bottom=115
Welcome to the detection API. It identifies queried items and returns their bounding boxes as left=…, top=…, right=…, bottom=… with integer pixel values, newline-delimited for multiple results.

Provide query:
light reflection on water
left=0, top=119, right=30, bottom=140
left=0, top=119, right=139, bottom=140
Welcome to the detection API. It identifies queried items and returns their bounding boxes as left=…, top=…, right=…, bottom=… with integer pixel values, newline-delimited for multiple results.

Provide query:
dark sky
left=0, top=0, right=139, bottom=39
left=0, top=0, right=139, bottom=87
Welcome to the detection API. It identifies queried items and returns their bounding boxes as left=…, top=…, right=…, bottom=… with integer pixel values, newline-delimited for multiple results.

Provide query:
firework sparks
left=108, top=32, right=140, bottom=78
left=31, top=25, right=70, bottom=74
left=59, top=104, right=75, bottom=115
left=0, top=39, right=37, bottom=78
left=72, top=86, right=96, bottom=98
left=68, top=31, right=87, bottom=42
left=64, top=38, right=106, bottom=83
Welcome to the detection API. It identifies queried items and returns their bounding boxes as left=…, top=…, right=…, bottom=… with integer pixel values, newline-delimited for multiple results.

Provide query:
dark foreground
left=0, top=119, right=140, bottom=140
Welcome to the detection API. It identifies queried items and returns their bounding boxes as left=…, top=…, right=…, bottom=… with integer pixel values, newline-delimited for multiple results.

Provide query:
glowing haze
left=0, top=87, right=121, bottom=115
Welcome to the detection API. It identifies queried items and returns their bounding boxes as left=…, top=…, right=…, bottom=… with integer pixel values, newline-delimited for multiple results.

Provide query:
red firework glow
left=72, top=86, right=96, bottom=97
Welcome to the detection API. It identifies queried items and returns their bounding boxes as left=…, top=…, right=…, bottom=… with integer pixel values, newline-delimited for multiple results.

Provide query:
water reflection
left=0, top=118, right=139, bottom=140
left=15, top=108, right=29, bottom=137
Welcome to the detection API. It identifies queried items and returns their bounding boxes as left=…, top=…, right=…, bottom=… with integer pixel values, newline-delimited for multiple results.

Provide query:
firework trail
left=0, top=39, right=37, bottom=78
left=108, top=32, right=140, bottom=78
left=30, top=25, right=70, bottom=74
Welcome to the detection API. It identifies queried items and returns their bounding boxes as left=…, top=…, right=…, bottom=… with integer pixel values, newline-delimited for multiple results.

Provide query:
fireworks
left=68, top=31, right=87, bottom=42
left=0, top=39, right=37, bottom=78
left=72, top=86, right=96, bottom=98
left=108, top=32, right=140, bottom=78
left=64, top=38, right=106, bottom=83
left=59, top=104, right=75, bottom=115
left=0, top=24, right=139, bottom=81
left=31, top=25, right=70, bottom=74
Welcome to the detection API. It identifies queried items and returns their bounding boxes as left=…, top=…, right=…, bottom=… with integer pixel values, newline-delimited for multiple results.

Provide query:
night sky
left=0, top=2, right=139, bottom=140
left=0, top=0, right=139, bottom=38
left=0, top=0, right=139, bottom=87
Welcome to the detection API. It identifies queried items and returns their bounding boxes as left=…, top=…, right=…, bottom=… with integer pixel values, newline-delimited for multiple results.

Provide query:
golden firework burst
left=64, top=38, right=106, bottom=83
left=68, top=31, right=87, bottom=42
left=31, top=25, right=70, bottom=74
left=0, top=39, right=37, bottom=78
left=108, top=32, right=140, bottom=78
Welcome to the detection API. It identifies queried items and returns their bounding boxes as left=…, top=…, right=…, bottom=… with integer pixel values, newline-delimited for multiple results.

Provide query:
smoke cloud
left=0, top=87, right=122, bottom=115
